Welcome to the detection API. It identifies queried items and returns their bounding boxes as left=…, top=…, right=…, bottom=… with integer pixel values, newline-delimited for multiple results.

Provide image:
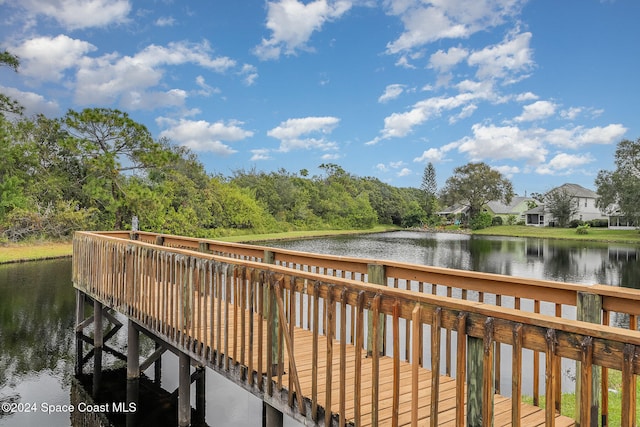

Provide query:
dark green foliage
left=441, top=162, right=514, bottom=223
left=575, top=224, right=590, bottom=235
left=470, top=212, right=493, bottom=230
left=1, top=108, right=432, bottom=241
left=545, top=188, right=579, bottom=228
left=596, top=138, right=640, bottom=227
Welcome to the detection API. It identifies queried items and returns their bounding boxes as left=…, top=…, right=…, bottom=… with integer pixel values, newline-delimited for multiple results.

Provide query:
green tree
left=420, top=162, right=438, bottom=217
left=62, top=108, right=174, bottom=229
left=441, top=162, right=514, bottom=223
left=544, top=187, right=579, bottom=227
left=596, top=138, right=640, bottom=227
left=0, top=50, right=24, bottom=116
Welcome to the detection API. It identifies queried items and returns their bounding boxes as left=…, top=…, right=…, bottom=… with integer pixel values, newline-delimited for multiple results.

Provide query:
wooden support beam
left=178, top=351, right=191, bottom=427
left=127, top=319, right=139, bottom=380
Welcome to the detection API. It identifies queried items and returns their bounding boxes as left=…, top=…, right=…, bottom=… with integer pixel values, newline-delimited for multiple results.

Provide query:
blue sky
left=1, top=0, right=638, bottom=195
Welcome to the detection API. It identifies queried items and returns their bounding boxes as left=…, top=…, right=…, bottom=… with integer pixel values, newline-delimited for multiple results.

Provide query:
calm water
left=1, top=232, right=638, bottom=425
left=264, top=230, right=640, bottom=288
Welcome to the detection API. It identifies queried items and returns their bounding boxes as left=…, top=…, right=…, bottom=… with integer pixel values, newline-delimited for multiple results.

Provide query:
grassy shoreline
left=2, top=224, right=638, bottom=264
left=472, top=225, right=640, bottom=244
left=0, top=226, right=399, bottom=264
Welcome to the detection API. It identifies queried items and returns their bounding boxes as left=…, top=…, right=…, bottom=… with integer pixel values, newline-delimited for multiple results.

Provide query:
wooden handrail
left=74, top=231, right=640, bottom=426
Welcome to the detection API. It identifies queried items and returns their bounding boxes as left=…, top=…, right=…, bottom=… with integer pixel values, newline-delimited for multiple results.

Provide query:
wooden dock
left=73, top=231, right=640, bottom=426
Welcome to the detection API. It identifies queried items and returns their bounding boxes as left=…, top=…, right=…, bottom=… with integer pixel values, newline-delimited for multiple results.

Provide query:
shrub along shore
left=2, top=224, right=639, bottom=264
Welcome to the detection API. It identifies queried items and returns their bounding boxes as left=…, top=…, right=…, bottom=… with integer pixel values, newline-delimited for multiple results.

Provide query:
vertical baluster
left=371, top=294, right=382, bottom=427
left=455, top=313, right=467, bottom=427
left=411, top=304, right=422, bottom=427
left=533, top=299, right=540, bottom=406
left=325, top=286, right=335, bottom=427
left=430, top=307, right=442, bottom=427
left=354, top=291, right=365, bottom=427
left=312, top=283, right=319, bottom=422
left=545, top=329, right=557, bottom=427
left=339, top=289, right=348, bottom=427
left=392, top=301, right=400, bottom=427
left=622, top=344, right=636, bottom=427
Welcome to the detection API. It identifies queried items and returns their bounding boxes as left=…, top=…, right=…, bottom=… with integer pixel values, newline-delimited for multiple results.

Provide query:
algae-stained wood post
left=467, top=317, right=495, bottom=427
left=575, top=291, right=601, bottom=427
left=367, top=263, right=386, bottom=355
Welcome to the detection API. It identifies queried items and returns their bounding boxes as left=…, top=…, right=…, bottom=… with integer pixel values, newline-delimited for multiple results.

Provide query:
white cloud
left=493, top=165, right=520, bottom=178
left=457, top=123, right=548, bottom=164
left=0, top=85, right=60, bottom=116
left=560, top=106, right=582, bottom=120
left=120, top=89, right=187, bottom=110
left=194, top=76, right=220, bottom=97
left=267, top=116, right=340, bottom=152
left=428, top=46, right=468, bottom=73
left=536, top=153, right=594, bottom=175
left=240, top=64, right=259, bottom=86
left=514, top=100, right=556, bottom=122
left=18, top=0, right=131, bottom=30
left=544, top=124, right=627, bottom=149
left=449, top=103, right=477, bottom=123
left=378, top=84, right=405, bottom=103
left=397, top=167, right=412, bottom=177
left=367, top=89, right=491, bottom=143
left=376, top=163, right=389, bottom=172
left=74, top=40, right=236, bottom=107
left=155, top=16, right=176, bottom=27
left=576, top=124, right=626, bottom=145
left=11, top=34, right=96, bottom=82
left=515, top=91, right=538, bottom=102
left=413, top=148, right=445, bottom=163
left=250, top=149, right=272, bottom=161
left=467, top=31, right=534, bottom=83
left=254, top=0, right=352, bottom=60
left=385, top=0, right=526, bottom=54
left=157, top=118, right=253, bottom=155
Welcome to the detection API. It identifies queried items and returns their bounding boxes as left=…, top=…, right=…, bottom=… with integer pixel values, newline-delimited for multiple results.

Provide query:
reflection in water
left=0, top=259, right=75, bottom=427
left=265, top=230, right=639, bottom=288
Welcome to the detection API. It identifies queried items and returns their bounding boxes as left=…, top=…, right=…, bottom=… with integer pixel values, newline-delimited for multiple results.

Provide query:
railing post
left=367, top=264, right=386, bottom=355
left=467, top=318, right=495, bottom=427
left=576, top=291, right=601, bottom=427
left=178, top=351, right=191, bottom=427
left=263, top=251, right=280, bottom=369
left=155, top=235, right=164, bottom=246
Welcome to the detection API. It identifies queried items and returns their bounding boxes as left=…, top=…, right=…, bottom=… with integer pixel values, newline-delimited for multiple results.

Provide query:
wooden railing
left=74, top=231, right=640, bottom=426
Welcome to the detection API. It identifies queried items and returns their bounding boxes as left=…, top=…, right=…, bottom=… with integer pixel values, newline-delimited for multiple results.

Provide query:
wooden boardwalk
left=73, top=231, right=640, bottom=426
left=132, top=283, right=576, bottom=426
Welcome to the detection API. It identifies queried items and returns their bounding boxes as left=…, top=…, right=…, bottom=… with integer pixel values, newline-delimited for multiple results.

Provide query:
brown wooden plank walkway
left=177, top=294, right=576, bottom=426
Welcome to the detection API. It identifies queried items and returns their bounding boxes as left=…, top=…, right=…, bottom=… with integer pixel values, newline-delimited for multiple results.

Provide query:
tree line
left=0, top=107, right=434, bottom=241
left=0, top=107, right=437, bottom=240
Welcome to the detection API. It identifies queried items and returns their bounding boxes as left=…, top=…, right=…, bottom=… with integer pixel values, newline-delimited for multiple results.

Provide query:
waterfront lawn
left=0, top=241, right=73, bottom=263
left=473, top=225, right=640, bottom=244
left=523, top=370, right=640, bottom=425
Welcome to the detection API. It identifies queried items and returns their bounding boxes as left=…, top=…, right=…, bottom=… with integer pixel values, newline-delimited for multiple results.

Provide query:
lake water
left=263, top=230, right=640, bottom=288
left=1, top=232, right=637, bottom=426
